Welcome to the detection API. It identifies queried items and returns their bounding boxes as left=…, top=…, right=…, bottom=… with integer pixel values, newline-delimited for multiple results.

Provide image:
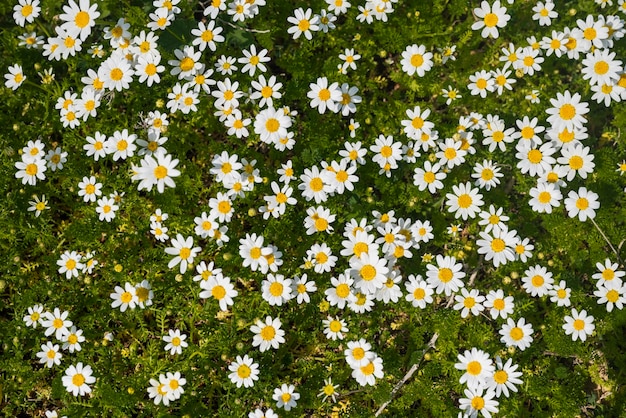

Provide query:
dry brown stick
left=590, top=218, right=623, bottom=264
left=374, top=332, right=439, bottom=417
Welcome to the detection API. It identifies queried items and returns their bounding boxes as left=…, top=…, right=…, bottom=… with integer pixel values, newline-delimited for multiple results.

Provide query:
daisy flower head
left=57, top=250, right=84, bottom=279
left=239, top=44, right=270, bottom=77
left=436, top=137, right=467, bottom=169
left=471, top=1, right=510, bottom=39
left=307, top=77, right=341, bottom=114
left=62, top=363, right=95, bottom=396
left=426, top=254, right=466, bottom=296
left=339, top=141, right=367, bottom=165
left=299, top=167, right=333, bottom=204
left=532, top=1, right=557, bottom=26
left=405, top=275, right=434, bottom=309
left=577, top=14, right=609, bottom=51
left=227, top=0, right=253, bottom=22
left=96, top=196, right=119, bottom=222
left=400, top=44, right=434, bottom=76
left=147, top=375, right=171, bottom=406
left=28, top=194, right=49, bottom=217
left=229, top=355, right=259, bottom=388
left=455, top=347, right=495, bottom=390
left=477, top=228, right=518, bottom=268
left=594, top=280, right=626, bottom=312
left=442, top=85, right=461, bottom=105
left=515, top=142, right=557, bottom=177
left=484, top=289, right=514, bottom=319
left=472, top=160, right=503, bottom=191
left=99, top=55, right=134, bottom=92
left=323, top=316, right=348, bottom=340
left=459, top=387, right=499, bottom=418
left=23, top=304, right=45, bottom=328
left=593, top=259, right=625, bottom=287
left=338, top=83, right=362, bottom=116
left=13, top=0, right=41, bottom=27
left=134, top=280, right=154, bottom=308
left=37, top=341, right=62, bottom=368
left=344, top=338, right=375, bottom=368
left=318, top=378, right=340, bottom=403
left=163, top=329, right=188, bottom=355
left=488, top=356, right=523, bottom=398
left=564, top=187, right=600, bottom=222
left=132, top=152, right=181, bottom=193
left=15, top=154, right=47, bottom=186
left=478, top=206, right=510, bottom=235
left=402, top=106, right=434, bottom=140
left=545, top=91, right=589, bottom=132
left=5, top=63, right=26, bottom=91
left=371, top=134, right=402, bottom=170
left=522, top=264, right=554, bottom=297
left=106, top=129, right=137, bottom=161
left=557, top=144, right=595, bottom=181
left=446, top=182, right=484, bottom=220
left=491, top=67, right=516, bottom=95
left=517, top=46, right=544, bottom=76
left=110, top=282, right=139, bottom=312
left=500, top=317, right=534, bottom=351
left=273, top=384, right=300, bottom=411
left=287, top=7, right=319, bottom=40
left=468, top=70, right=495, bottom=98
left=42, top=308, right=73, bottom=340
left=191, top=20, right=224, bottom=52
left=325, top=273, right=357, bottom=308
left=249, top=409, right=278, bottom=418
left=251, top=316, right=285, bottom=352
left=59, top=0, right=100, bottom=42
left=528, top=182, right=562, bottom=214
left=199, top=269, right=239, bottom=311
left=304, top=205, right=336, bottom=235
left=591, top=82, right=624, bottom=107
left=164, top=234, right=201, bottom=274
left=254, top=106, right=292, bottom=145
left=351, top=354, right=384, bottom=386
left=317, top=9, right=337, bottom=33
left=250, top=74, right=283, bottom=108
left=549, top=280, right=572, bottom=307
left=453, top=288, right=486, bottom=318
left=262, top=273, right=293, bottom=306
left=413, top=161, right=446, bottom=194
left=439, top=45, right=457, bottom=64
left=513, top=115, right=544, bottom=145
left=163, top=371, right=186, bottom=401
left=563, top=308, right=595, bottom=341
left=525, top=89, right=540, bottom=103
left=340, top=48, right=360, bottom=71
left=540, top=30, right=567, bottom=57
left=350, top=252, right=389, bottom=295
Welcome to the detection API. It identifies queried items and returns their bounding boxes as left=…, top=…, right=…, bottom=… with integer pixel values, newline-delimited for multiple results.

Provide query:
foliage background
left=0, top=0, right=625, bottom=416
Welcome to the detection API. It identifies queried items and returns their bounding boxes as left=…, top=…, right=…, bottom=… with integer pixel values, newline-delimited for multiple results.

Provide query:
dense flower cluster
left=7, top=0, right=626, bottom=416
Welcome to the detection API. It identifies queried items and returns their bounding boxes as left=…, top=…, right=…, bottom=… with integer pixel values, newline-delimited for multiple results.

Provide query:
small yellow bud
left=114, top=264, right=123, bottom=272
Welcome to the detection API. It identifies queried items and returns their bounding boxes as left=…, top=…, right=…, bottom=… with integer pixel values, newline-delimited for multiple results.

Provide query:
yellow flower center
left=410, top=54, right=424, bottom=67
left=576, top=198, right=589, bottom=210
left=531, top=275, right=544, bottom=287
left=573, top=319, right=585, bottom=331
left=559, top=104, right=576, bottom=120
left=336, top=283, right=350, bottom=298
left=569, top=156, right=583, bottom=170
left=237, top=364, right=251, bottom=378
left=360, top=264, right=376, bottom=281
left=510, top=327, right=524, bottom=340
left=493, top=298, right=505, bottom=310
left=269, top=282, right=283, bottom=297
left=528, top=149, right=543, bottom=164
left=484, top=13, right=498, bottom=27
left=438, top=267, right=453, bottom=283
left=110, top=68, right=123, bottom=81
left=154, top=165, right=168, bottom=179
left=467, top=360, right=482, bottom=375
left=458, top=194, right=472, bottom=209
left=72, top=373, right=85, bottom=386
left=491, top=238, right=506, bottom=252
left=260, top=325, right=276, bottom=340
left=75, top=11, right=90, bottom=28
left=538, top=191, right=552, bottom=204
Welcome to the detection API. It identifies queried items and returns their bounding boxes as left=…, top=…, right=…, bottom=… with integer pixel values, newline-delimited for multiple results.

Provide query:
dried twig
left=590, top=218, right=623, bottom=264
left=374, top=333, right=439, bottom=417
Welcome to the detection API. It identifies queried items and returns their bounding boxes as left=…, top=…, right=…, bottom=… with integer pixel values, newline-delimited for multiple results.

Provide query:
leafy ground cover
left=1, top=0, right=626, bottom=417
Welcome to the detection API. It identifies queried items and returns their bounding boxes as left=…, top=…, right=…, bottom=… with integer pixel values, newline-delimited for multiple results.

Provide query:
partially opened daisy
left=164, top=234, right=201, bottom=274
left=471, top=1, right=510, bottom=39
